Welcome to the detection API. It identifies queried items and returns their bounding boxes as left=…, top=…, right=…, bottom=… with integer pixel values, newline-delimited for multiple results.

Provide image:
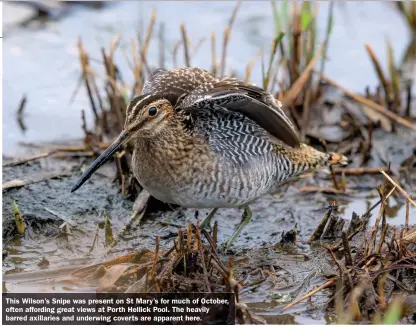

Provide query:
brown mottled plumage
left=71, top=67, right=348, bottom=247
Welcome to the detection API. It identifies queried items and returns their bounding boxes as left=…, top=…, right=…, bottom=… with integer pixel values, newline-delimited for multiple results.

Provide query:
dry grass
left=4, top=4, right=416, bottom=324
left=70, top=223, right=264, bottom=324
left=364, top=40, right=413, bottom=119
left=396, top=1, right=416, bottom=34
left=72, top=3, right=416, bottom=303
left=268, top=0, right=335, bottom=140
left=70, top=2, right=415, bottom=225
left=72, top=1, right=338, bottom=195
left=283, top=178, right=416, bottom=323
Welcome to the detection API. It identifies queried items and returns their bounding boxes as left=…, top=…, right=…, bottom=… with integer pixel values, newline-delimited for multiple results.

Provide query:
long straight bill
left=71, top=130, right=131, bottom=192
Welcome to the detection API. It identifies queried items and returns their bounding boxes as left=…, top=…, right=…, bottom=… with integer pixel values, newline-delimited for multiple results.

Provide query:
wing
left=142, top=68, right=167, bottom=94
left=180, top=78, right=300, bottom=148
left=142, top=67, right=217, bottom=100
left=142, top=68, right=300, bottom=148
left=193, top=108, right=276, bottom=167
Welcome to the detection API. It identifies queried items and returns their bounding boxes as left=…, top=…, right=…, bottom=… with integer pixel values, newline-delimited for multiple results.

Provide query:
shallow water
left=3, top=1, right=415, bottom=155
left=2, top=1, right=416, bottom=324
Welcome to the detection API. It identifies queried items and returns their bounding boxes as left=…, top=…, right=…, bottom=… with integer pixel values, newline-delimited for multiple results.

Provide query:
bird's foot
left=225, top=206, right=252, bottom=251
left=200, top=208, right=218, bottom=230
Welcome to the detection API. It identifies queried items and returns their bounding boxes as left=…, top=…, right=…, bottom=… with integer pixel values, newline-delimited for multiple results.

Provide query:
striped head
left=71, top=93, right=177, bottom=193
left=125, top=94, right=176, bottom=138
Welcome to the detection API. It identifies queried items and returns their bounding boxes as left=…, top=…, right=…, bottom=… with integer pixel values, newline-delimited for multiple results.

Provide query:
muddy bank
left=3, top=94, right=415, bottom=323
left=3, top=1, right=416, bottom=323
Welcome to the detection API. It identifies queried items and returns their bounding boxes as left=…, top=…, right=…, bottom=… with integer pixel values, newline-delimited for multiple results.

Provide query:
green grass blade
left=13, top=200, right=25, bottom=235
left=280, top=0, right=289, bottom=27
left=318, top=0, right=334, bottom=84
left=271, top=0, right=281, bottom=35
left=300, top=2, right=312, bottom=31
left=261, top=47, right=266, bottom=89
left=265, top=32, right=285, bottom=89
left=382, top=297, right=403, bottom=325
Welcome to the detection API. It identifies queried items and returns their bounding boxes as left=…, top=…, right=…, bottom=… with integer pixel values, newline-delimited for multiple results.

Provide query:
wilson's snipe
left=72, top=67, right=347, bottom=248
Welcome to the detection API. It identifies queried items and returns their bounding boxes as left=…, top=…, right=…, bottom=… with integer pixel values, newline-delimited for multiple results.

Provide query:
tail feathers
left=301, top=149, right=348, bottom=178
left=327, top=152, right=349, bottom=166
left=275, top=142, right=349, bottom=177
left=295, top=143, right=349, bottom=170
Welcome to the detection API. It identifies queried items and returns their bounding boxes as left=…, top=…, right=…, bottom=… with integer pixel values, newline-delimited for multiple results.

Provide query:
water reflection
left=3, top=1, right=414, bottom=155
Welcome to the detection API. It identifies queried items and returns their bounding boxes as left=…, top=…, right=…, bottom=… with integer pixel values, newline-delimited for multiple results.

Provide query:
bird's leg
left=225, top=206, right=252, bottom=250
left=107, top=189, right=150, bottom=251
left=130, top=189, right=151, bottom=225
left=200, top=208, right=218, bottom=229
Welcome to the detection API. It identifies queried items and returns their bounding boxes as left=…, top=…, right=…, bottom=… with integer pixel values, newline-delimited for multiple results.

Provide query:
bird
left=71, top=67, right=348, bottom=248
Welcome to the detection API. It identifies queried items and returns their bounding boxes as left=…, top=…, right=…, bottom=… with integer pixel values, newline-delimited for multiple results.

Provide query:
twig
left=137, top=9, right=157, bottom=84
left=375, top=204, right=387, bottom=255
left=77, top=37, right=99, bottom=121
left=172, top=40, right=182, bottom=69
left=180, top=23, right=191, bottom=67
left=191, top=38, right=206, bottom=57
left=318, top=0, right=334, bottom=93
left=333, top=167, right=391, bottom=175
left=102, top=48, right=124, bottom=131
left=365, top=44, right=391, bottom=104
left=367, top=190, right=386, bottom=256
left=360, top=184, right=395, bottom=221
left=3, top=171, right=71, bottom=190
left=282, top=41, right=327, bottom=106
left=220, top=0, right=241, bottom=76
left=88, top=224, right=100, bottom=255
left=149, top=236, right=160, bottom=291
left=330, top=166, right=340, bottom=190
left=16, top=94, right=27, bottom=131
left=213, top=221, right=218, bottom=249
left=405, top=199, right=410, bottom=232
left=322, top=243, right=345, bottom=281
left=3, top=144, right=104, bottom=167
left=299, top=186, right=349, bottom=194
left=244, top=50, right=261, bottom=83
left=318, top=72, right=416, bottom=132
left=201, top=229, right=227, bottom=273
left=405, top=82, right=412, bottom=117
left=158, top=23, right=165, bottom=69
left=308, top=203, right=336, bottom=243
left=379, top=169, right=416, bottom=207
left=60, top=222, right=73, bottom=252
left=281, top=278, right=337, bottom=312
left=210, top=31, right=217, bottom=75
left=3, top=151, right=57, bottom=167
left=342, top=231, right=353, bottom=267
left=196, top=224, right=211, bottom=292
left=81, top=109, right=88, bottom=135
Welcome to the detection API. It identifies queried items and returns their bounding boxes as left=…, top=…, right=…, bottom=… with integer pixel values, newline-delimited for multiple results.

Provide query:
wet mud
left=3, top=1, right=416, bottom=324
left=3, top=104, right=415, bottom=323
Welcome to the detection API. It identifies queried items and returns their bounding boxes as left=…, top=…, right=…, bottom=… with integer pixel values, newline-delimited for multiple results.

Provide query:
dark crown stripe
left=127, top=93, right=186, bottom=115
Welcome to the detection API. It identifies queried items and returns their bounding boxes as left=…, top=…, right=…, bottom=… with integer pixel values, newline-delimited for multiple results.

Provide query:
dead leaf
left=98, top=264, right=134, bottom=288
left=403, top=228, right=416, bottom=242
left=124, top=276, right=147, bottom=293
left=361, top=104, right=392, bottom=131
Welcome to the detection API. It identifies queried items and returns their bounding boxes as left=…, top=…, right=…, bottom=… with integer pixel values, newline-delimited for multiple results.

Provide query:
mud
left=3, top=114, right=415, bottom=323
left=3, top=1, right=416, bottom=323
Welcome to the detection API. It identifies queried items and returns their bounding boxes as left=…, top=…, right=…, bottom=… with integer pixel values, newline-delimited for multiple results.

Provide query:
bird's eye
left=148, top=106, right=157, bottom=117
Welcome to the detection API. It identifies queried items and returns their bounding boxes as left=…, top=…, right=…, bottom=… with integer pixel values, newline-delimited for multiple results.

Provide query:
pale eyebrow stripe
left=128, top=94, right=152, bottom=121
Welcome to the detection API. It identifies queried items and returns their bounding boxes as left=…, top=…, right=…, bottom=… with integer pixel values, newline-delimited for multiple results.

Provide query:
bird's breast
left=131, top=137, right=214, bottom=205
left=131, top=137, right=280, bottom=208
